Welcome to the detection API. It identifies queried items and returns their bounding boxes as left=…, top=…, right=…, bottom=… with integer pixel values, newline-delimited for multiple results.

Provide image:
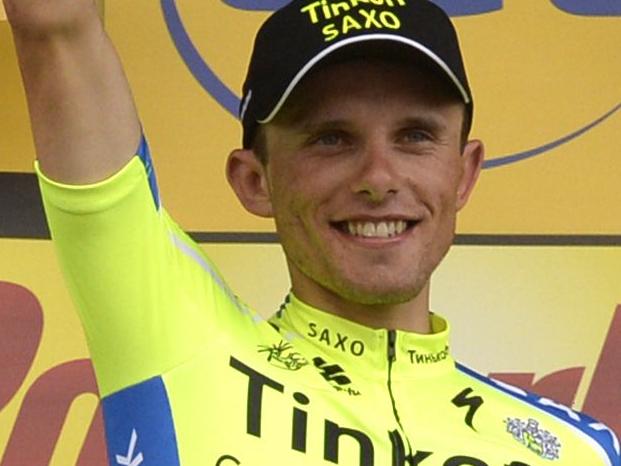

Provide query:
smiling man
left=228, top=55, right=481, bottom=333
left=4, top=0, right=619, bottom=465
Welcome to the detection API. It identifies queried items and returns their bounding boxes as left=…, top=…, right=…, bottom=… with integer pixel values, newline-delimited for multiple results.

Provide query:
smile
left=332, top=220, right=417, bottom=239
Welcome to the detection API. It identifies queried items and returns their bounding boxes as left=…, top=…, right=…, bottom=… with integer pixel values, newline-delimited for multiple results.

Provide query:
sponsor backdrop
left=1, top=1, right=620, bottom=464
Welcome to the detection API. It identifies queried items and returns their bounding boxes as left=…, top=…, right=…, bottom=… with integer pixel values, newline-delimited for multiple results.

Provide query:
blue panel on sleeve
left=102, top=376, right=181, bottom=466
left=136, top=135, right=161, bottom=210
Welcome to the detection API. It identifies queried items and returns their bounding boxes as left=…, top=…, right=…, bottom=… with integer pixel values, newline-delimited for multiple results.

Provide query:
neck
left=290, top=274, right=432, bottom=334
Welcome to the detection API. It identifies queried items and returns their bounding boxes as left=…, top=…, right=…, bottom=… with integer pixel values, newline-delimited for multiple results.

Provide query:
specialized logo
left=505, top=417, right=561, bottom=460
left=300, top=0, right=406, bottom=42
left=452, top=388, right=484, bottom=431
left=258, top=340, right=309, bottom=370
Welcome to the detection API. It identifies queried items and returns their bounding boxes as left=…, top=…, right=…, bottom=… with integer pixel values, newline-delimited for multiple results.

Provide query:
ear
left=456, top=139, right=484, bottom=211
left=226, top=149, right=273, bottom=218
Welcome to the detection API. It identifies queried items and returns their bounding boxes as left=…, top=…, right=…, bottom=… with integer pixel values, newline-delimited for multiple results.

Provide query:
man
left=5, top=0, right=619, bottom=465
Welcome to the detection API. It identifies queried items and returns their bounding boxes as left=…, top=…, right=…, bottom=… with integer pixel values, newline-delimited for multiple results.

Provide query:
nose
left=351, top=141, right=399, bottom=203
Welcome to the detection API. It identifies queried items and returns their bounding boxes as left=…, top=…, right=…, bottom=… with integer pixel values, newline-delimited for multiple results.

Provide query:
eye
left=399, top=128, right=433, bottom=144
left=312, top=131, right=347, bottom=146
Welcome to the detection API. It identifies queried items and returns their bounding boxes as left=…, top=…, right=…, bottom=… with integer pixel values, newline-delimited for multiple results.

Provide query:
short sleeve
left=37, top=154, right=240, bottom=396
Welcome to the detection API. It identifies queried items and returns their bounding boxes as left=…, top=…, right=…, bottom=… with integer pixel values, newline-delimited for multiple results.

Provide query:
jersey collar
left=269, top=293, right=455, bottom=380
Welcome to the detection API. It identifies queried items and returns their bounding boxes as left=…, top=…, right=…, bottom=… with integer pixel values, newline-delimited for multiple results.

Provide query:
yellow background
left=1, top=0, right=620, bottom=463
left=2, top=0, right=620, bottom=233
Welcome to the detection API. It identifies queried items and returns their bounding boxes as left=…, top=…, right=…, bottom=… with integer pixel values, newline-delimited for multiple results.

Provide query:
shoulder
left=455, top=362, right=620, bottom=466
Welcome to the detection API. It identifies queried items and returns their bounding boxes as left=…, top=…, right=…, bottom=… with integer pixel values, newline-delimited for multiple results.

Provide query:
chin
left=332, top=280, right=424, bottom=306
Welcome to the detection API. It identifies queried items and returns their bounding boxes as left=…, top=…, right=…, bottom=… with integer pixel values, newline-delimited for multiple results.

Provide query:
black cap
left=240, top=0, right=472, bottom=148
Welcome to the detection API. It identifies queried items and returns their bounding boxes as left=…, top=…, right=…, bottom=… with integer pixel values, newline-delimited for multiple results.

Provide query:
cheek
left=270, top=179, right=315, bottom=233
left=430, top=161, right=463, bottom=205
left=272, top=161, right=342, bottom=217
left=410, top=164, right=460, bottom=210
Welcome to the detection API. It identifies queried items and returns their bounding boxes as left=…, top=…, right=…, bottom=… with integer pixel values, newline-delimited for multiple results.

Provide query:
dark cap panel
left=240, top=0, right=472, bottom=148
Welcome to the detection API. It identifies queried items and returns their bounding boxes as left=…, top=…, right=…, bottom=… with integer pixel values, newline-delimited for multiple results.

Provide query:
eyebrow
left=298, top=119, right=353, bottom=135
left=396, top=115, right=449, bottom=134
left=296, top=114, right=450, bottom=136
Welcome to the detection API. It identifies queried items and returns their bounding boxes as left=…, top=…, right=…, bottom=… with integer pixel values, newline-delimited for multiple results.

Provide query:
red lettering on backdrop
left=583, top=305, right=621, bottom=435
left=77, top=403, right=107, bottom=466
left=0, top=282, right=43, bottom=411
left=1, top=360, right=107, bottom=466
left=0, top=281, right=108, bottom=466
left=490, top=368, right=585, bottom=407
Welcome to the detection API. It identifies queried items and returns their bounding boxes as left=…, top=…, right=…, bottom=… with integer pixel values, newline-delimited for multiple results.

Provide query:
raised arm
left=4, top=0, right=140, bottom=184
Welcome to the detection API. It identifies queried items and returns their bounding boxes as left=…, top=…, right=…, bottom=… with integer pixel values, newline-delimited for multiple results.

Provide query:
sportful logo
left=313, top=357, right=351, bottom=385
left=160, top=0, right=621, bottom=170
left=313, top=357, right=361, bottom=396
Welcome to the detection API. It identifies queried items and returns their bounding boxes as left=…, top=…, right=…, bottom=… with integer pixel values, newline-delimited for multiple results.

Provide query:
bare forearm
left=5, top=0, right=141, bottom=184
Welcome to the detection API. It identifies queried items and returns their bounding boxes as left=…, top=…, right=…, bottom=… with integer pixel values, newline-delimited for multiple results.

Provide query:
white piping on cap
left=258, top=33, right=470, bottom=124
left=240, top=89, right=253, bottom=120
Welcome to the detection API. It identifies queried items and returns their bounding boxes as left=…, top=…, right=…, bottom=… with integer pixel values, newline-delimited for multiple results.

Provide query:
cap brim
left=258, top=33, right=471, bottom=125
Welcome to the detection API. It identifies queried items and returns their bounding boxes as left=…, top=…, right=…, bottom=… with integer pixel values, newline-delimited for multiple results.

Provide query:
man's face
left=259, top=59, right=482, bottom=312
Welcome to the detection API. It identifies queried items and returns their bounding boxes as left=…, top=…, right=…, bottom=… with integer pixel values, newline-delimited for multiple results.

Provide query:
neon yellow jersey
left=37, top=146, right=619, bottom=466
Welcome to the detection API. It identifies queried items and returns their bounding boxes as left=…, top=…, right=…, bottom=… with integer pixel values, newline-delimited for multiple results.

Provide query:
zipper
left=387, top=329, right=397, bottom=363
left=387, top=329, right=412, bottom=465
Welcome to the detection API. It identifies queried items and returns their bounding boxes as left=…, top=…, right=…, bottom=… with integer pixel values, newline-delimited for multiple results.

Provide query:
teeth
left=376, top=222, right=388, bottom=237
left=345, top=221, right=409, bottom=238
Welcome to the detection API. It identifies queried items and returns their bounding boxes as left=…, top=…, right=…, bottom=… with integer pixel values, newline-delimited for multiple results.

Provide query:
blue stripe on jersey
left=136, top=135, right=161, bottom=210
left=456, top=362, right=620, bottom=465
left=102, top=376, right=181, bottom=466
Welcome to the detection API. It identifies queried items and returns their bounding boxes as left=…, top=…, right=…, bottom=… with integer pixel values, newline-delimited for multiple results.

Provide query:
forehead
left=272, top=58, right=464, bottom=127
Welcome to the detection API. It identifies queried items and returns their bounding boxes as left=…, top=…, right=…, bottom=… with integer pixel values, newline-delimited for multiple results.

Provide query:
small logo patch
left=313, top=357, right=361, bottom=396
left=505, top=417, right=561, bottom=460
left=258, top=340, right=308, bottom=371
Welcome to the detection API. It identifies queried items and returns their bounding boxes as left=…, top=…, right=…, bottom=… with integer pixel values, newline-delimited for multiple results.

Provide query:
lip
left=331, top=214, right=419, bottom=223
left=329, top=218, right=420, bottom=247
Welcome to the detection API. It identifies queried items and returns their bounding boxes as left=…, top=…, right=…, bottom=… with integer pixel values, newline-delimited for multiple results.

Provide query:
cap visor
left=259, top=33, right=470, bottom=124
